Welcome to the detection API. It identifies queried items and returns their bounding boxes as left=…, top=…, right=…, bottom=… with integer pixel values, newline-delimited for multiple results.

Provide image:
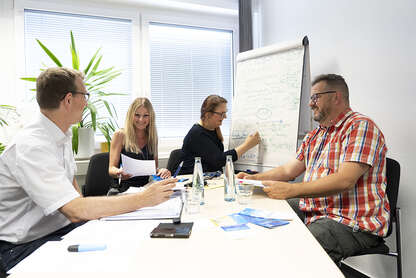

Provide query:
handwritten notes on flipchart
left=229, top=40, right=308, bottom=169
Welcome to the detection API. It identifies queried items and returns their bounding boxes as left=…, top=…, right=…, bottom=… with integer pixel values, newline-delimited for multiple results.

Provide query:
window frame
left=12, top=0, right=238, bottom=156
left=141, top=11, right=239, bottom=154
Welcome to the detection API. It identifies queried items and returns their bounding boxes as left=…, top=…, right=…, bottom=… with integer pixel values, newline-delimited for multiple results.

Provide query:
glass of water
left=236, top=182, right=254, bottom=205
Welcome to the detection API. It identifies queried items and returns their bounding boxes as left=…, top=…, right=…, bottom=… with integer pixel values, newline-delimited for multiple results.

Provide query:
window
left=149, top=22, right=233, bottom=138
left=23, top=9, right=133, bottom=128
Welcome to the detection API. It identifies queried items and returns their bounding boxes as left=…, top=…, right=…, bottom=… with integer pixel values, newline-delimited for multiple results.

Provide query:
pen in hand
left=118, top=164, right=123, bottom=186
left=173, top=161, right=183, bottom=178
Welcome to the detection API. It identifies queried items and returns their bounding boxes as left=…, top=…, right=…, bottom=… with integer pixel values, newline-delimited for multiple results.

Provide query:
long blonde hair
left=124, top=97, right=158, bottom=156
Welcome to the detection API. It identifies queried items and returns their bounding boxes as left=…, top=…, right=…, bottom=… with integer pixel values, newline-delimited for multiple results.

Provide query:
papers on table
left=236, top=178, right=264, bottom=187
left=121, top=154, right=156, bottom=177
left=101, top=192, right=183, bottom=221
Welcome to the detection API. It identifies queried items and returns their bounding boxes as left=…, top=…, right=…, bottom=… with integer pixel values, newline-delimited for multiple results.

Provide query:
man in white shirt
left=0, top=68, right=176, bottom=272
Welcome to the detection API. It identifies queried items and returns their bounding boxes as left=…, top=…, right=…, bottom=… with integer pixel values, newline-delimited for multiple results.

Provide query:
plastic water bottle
left=192, top=157, right=205, bottom=205
left=224, top=155, right=236, bottom=202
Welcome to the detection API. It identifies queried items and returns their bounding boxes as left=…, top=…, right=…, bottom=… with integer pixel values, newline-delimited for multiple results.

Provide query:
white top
left=0, top=113, right=80, bottom=243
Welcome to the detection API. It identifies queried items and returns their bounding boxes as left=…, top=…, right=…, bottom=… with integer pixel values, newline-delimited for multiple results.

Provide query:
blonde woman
left=109, top=98, right=171, bottom=187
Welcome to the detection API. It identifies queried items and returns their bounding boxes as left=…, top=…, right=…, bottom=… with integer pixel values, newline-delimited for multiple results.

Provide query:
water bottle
left=224, top=155, right=236, bottom=202
left=192, top=157, right=205, bottom=205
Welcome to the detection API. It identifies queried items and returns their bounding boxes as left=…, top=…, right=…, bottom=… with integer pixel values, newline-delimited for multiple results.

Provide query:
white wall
left=258, top=0, right=416, bottom=277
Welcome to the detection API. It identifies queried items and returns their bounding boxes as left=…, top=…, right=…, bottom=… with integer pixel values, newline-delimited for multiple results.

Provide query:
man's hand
left=236, top=172, right=254, bottom=179
left=138, top=178, right=177, bottom=207
left=262, top=180, right=295, bottom=199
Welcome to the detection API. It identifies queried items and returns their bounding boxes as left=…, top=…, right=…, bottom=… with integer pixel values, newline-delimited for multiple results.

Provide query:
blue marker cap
left=68, top=244, right=107, bottom=252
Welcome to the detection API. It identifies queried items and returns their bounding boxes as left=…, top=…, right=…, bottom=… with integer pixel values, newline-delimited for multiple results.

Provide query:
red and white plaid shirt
left=296, top=108, right=390, bottom=237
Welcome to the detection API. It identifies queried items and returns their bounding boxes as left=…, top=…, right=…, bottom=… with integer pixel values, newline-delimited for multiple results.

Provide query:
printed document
left=121, top=153, right=156, bottom=177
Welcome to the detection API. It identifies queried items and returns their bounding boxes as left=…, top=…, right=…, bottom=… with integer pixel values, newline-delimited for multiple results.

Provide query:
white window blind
left=149, top=22, right=233, bottom=138
left=23, top=9, right=133, bottom=128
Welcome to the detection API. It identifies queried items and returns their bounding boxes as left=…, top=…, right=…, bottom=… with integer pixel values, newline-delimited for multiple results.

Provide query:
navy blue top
left=119, top=145, right=154, bottom=187
left=180, top=124, right=237, bottom=174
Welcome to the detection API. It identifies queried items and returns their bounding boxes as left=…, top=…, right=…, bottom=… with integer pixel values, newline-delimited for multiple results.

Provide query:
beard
left=312, top=105, right=330, bottom=123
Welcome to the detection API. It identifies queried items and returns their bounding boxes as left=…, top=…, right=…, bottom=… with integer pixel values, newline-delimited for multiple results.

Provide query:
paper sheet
left=121, top=154, right=156, bottom=177
left=236, top=178, right=264, bottom=187
left=101, top=194, right=183, bottom=221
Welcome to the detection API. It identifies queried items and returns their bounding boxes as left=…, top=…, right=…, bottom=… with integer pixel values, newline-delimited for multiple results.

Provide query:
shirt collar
left=38, top=112, right=72, bottom=145
left=319, top=108, right=353, bottom=130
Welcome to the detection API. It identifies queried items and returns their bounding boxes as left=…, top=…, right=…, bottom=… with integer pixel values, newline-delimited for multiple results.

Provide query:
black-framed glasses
left=72, top=91, right=90, bottom=101
left=310, top=90, right=336, bottom=103
left=211, top=111, right=227, bottom=118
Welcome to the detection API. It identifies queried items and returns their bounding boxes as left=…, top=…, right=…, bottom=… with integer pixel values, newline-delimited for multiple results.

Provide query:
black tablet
left=150, top=222, right=194, bottom=238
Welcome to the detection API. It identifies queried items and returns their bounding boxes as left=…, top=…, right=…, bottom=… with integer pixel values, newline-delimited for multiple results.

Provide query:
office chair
left=166, top=149, right=184, bottom=173
left=82, top=152, right=113, bottom=196
left=341, top=157, right=402, bottom=278
left=0, top=255, right=8, bottom=278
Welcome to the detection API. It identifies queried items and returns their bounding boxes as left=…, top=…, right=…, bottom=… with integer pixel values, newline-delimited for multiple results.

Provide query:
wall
left=258, top=0, right=415, bottom=277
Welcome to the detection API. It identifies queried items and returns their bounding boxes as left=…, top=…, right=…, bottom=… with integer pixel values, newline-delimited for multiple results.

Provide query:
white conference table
left=10, top=178, right=344, bottom=278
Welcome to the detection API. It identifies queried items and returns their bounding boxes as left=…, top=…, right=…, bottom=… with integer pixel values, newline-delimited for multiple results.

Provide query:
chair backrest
left=385, top=157, right=401, bottom=237
left=166, top=149, right=184, bottom=173
left=82, top=152, right=112, bottom=197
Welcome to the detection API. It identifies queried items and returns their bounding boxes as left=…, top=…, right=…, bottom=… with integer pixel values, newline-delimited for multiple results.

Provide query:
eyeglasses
left=72, top=91, right=90, bottom=101
left=310, top=91, right=336, bottom=103
left=211, top=111, right=227, bottom=118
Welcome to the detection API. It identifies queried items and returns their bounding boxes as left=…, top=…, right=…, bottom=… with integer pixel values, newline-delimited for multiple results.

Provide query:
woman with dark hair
left=180, top=95, right=260, bottom=174
left=109, top=97, right=171, bottom=188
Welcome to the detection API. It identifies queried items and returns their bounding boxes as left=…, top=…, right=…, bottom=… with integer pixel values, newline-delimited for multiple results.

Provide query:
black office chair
left=166, top=149, right=184, bottom=173
left=341, top=157, right=402, bottom=278
left=82, top=152, right=113, bottom=196
left=0, top=255, right=8, bottom=278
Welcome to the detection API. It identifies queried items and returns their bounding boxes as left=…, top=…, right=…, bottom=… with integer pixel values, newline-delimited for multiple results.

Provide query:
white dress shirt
left=0, top=113, right=80, bottom=243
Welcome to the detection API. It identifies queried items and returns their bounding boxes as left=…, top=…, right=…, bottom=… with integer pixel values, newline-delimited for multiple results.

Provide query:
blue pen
left=173, top=161, right=184, bottom=178
left=68, top=244, right=107, bottom=252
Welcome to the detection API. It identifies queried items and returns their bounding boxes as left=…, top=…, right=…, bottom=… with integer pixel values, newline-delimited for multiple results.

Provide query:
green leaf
left=84, top=47, right=101, bottom=75
left=86, top=103, right=97, bottom=131
left=20, top=77, right=37, bottom=82
left=72, top=125, right=79, bottom=154
left=36, top=39, right=62, bottom=67
left=86, top=55, right=103, bottom=80
left=70, top=31, right=80, bottom=70
left=92, top=72, right=122, bottom=87
left=101, top=99, right=114, bottom=118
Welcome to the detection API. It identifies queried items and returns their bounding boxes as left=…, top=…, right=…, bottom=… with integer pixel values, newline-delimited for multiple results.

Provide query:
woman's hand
left=115, top=168, right=132, bottom=180
left=157, top=168, right=171, bottom=179
left=244, top=131, right=261, bottom=149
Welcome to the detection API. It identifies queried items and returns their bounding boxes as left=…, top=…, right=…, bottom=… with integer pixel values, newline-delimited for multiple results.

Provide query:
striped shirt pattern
left=296, top=109, right=390, bottom=237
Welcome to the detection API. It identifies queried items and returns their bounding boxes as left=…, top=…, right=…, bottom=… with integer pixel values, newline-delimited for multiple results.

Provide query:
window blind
left=149, top=22, right=233, bottom=138
left=24, top=9, right=133, bottom=128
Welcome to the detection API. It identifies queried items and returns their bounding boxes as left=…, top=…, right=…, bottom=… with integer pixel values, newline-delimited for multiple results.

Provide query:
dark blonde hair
left=123, top=97, right=158, bottom=156
left=200, top=95, right=227, bottom=120
left=36, top=67, right=84, bottom=109
left=200, top=95, right=227, bottom=142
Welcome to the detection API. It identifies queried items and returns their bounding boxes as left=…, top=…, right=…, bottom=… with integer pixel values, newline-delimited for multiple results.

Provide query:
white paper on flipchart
left=121, top=153, right=156, bottom=177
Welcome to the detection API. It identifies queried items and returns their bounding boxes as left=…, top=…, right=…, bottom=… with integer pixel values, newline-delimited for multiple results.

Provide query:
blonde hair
left=123, top=97, right=158, bottom=156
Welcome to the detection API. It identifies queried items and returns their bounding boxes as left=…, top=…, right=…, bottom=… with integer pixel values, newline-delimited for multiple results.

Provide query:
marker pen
left=67, top=244, right=107, bottom=252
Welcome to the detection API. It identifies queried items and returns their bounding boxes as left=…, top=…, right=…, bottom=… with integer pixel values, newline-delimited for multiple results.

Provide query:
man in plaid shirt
left=237, top=74, right=389, bottom=263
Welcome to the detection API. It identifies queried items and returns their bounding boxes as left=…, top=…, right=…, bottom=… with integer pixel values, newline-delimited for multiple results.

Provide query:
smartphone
left=150, top=222, right=194, bottom=238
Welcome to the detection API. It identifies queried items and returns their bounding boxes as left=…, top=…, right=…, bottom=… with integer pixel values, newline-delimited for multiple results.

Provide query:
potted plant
left=22, top=31, right=123, bottom=158
left=0, top=104, right=16, bottom=155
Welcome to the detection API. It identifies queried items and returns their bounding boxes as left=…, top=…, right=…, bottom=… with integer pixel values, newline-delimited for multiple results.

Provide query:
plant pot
left=75, top=127, right=95, bottom=159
